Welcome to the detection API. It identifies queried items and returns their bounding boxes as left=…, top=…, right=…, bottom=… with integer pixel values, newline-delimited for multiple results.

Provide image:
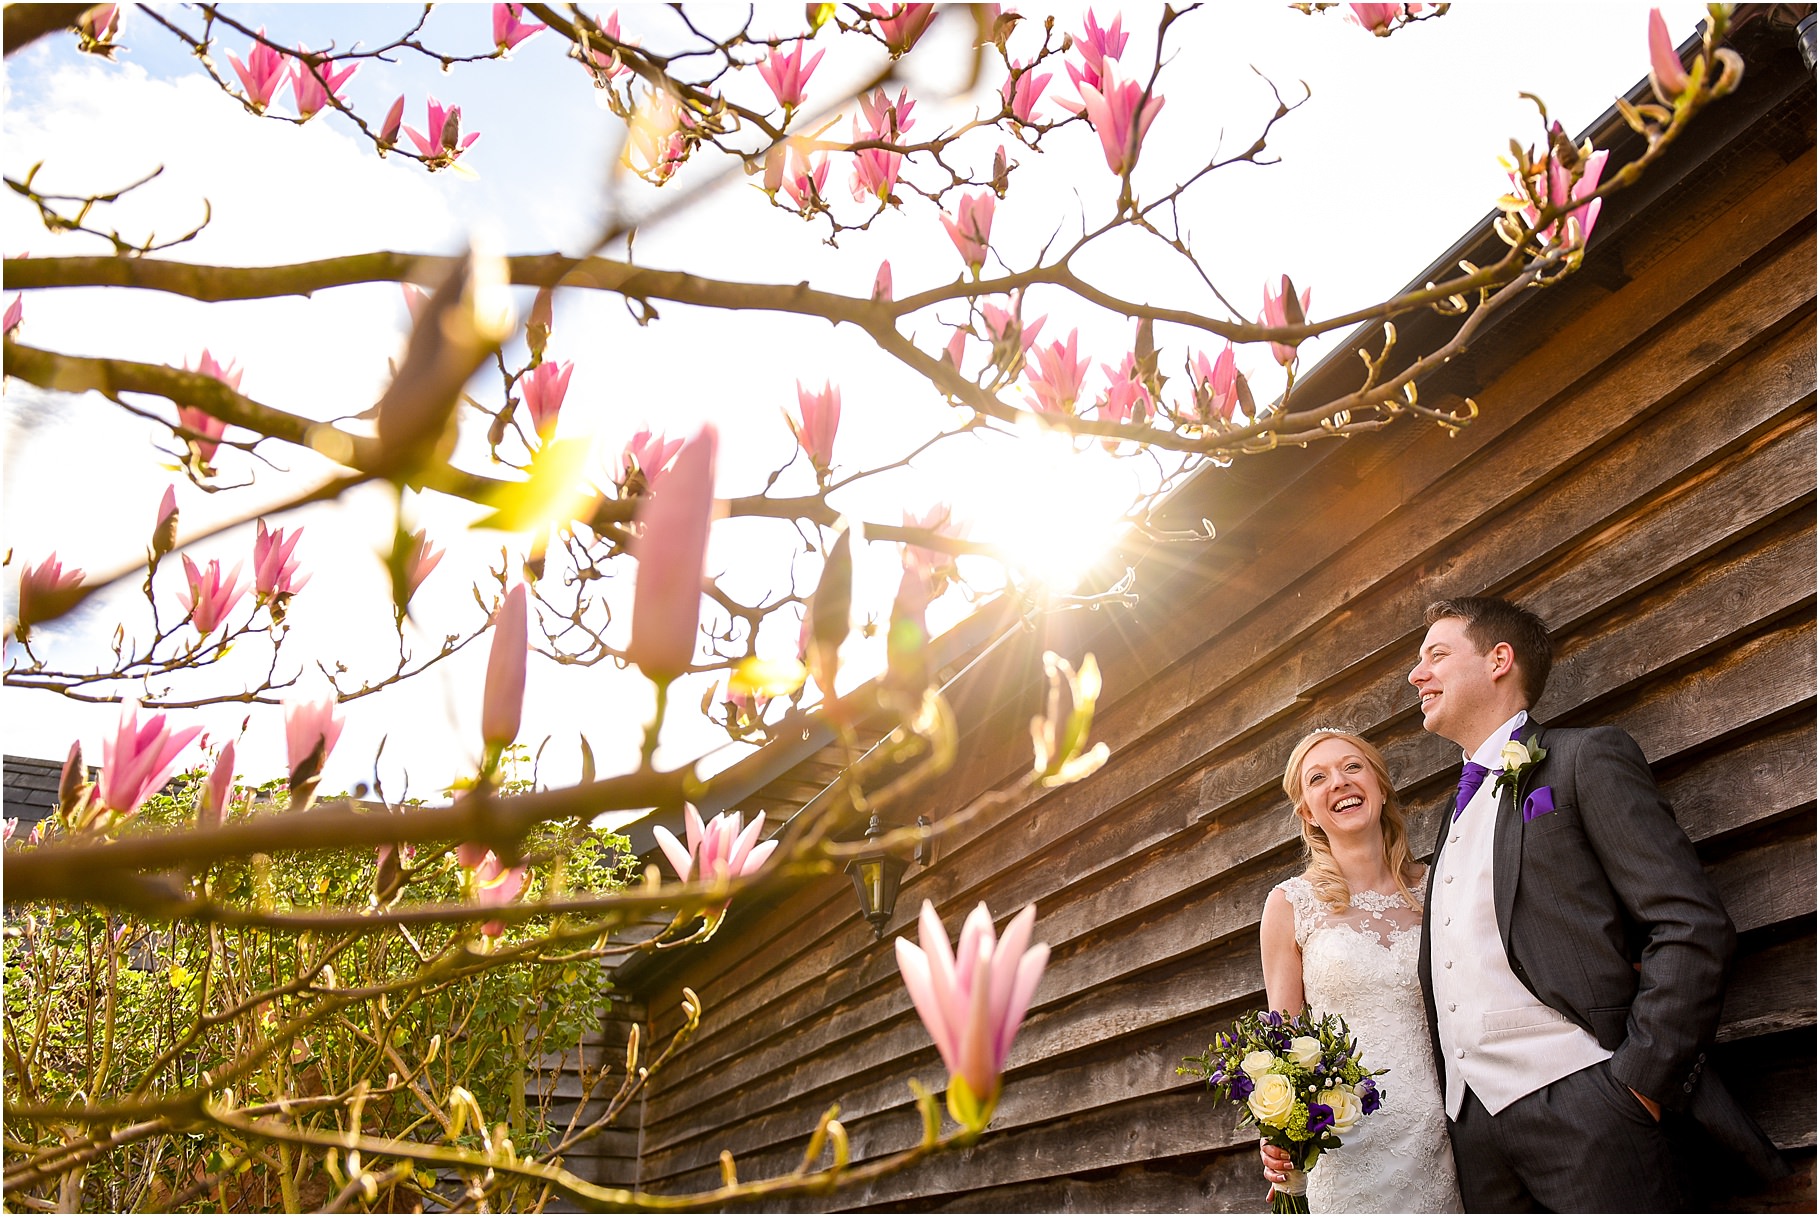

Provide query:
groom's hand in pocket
left=1629, top=1087, right=1662, bottom=1121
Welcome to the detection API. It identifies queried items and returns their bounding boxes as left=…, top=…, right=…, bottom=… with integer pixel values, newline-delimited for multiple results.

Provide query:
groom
left=1410, top=595, right=1785, bottom=1210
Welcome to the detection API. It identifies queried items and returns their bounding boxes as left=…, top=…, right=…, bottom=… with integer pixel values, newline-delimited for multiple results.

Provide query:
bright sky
left=1, top=2, right=1709, bottom=815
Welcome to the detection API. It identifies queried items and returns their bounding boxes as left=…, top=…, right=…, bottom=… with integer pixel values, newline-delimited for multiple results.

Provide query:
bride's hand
left=1260, top=1139, right=1293, bottom=1185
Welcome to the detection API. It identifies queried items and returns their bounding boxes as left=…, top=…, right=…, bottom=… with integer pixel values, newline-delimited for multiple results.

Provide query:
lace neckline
left=1349, top=888, right=1409, bottom=912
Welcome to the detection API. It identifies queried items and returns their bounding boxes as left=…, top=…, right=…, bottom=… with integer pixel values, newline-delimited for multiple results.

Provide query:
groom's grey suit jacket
left=1416, top=718, right=1786, bottom=1180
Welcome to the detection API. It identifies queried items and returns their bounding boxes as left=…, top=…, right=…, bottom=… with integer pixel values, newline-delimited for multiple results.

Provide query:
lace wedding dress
left=1275, top=875, right=1462, bottom=1213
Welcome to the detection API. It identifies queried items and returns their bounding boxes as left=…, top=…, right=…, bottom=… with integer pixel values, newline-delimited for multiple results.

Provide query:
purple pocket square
left=1522, top=786, right=1556, bottom=822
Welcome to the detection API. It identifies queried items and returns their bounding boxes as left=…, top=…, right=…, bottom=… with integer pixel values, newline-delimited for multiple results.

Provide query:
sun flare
left=946, top=421, right=1142, bottom=591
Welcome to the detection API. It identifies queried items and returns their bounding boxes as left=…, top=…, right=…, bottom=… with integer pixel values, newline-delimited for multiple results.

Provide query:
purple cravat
left=1452, top=761, right=1492, bottom=820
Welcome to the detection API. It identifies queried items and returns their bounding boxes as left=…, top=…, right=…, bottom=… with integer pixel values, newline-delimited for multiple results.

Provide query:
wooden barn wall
left=608, top=78, right=1816, bottom=1214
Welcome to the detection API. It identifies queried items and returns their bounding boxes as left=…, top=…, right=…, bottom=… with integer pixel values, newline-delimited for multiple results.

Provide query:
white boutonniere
left=1491, top=736, right=1547, bottom=801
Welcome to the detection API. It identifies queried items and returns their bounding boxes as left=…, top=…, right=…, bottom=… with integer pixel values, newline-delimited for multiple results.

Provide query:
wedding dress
left=1275, top=875, right=1462, bottom=1213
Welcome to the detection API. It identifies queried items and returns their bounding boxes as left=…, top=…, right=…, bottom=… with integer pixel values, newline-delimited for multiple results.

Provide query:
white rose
left=1248, top=1072, right=1296, bottom=1126
left=1499, top=740, right=1531, bottom=772
left=1240, top=1050, right=1278, bottom=1078
left=1319, top=1086, right=1364, bottom=1135
left=1286, top=1036, right=1322, bottom=1069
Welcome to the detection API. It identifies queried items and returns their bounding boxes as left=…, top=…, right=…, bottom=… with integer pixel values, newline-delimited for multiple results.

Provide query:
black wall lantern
left=845, top=812, right=910, bottom=938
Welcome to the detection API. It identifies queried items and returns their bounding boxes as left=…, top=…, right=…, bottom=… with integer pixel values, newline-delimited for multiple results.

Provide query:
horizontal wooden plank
left=845, top=1152, right=1262, bottom=1215
left=1661, top=714, right=1816, bottom=846
left=1718, top=934, right=1817, bottom=1045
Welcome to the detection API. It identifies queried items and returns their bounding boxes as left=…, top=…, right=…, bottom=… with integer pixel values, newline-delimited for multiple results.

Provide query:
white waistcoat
left=1428, top=712, right=1610, bottom=1116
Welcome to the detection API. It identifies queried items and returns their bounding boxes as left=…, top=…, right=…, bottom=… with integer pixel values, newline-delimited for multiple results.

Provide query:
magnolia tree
left=1, top=1, right=1741, bottom=1210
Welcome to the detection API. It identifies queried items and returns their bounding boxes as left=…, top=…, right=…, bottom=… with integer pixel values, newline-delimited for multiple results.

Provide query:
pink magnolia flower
left=252, top=519, right=308, bottom=603
left=942, top=328, right=968, bottom=370
left=1066, top=9, right=1128, bottom=101
left=1346, top=3, right=1422, bottom=36
left=758, top=39, right=824, bottom=112
left=403, top=97, right=481, bottom=166
left=981, top=296, right=1046, bottom=375
left=188, top=348, right=244, bottom=392
left=1545, top=138, right=1609, bottom=248
left=1026, top=329, right=1090, bottom=416
left=179, top=349, right=240, bottom=468
left=900, top=503, right=963, bottom=587
left=76, top=4, right=120, bottom=49
left=17, top=554, right=85, bottom=639
left=1078, top=73, right=1164, bottom=176
left=941, top=191, right=995, bottom=274
left=521, top=359, right=572, bottom=439
left=482, top=583, right=528, bottom=754
left=895, top=900, right=1049, bottom=1129
left=859, top=86, right=917, bottom=138
left=789, top=380, right=841, bottom=477
left=463, top=846, right=528, bottom=936
left=849, top=128, right=903, bottom=204
left=493, top=3, right=545, bottom=51
left=872, top=260, right=893, bottom=302
left=652, top=804, right=777, bottom=885
left=850, top=87, right=914, bottom=203
left=227, top=29, right=290, bottom=112
left=3, top=293, right=21, bottom=337
left=151, top=486, right=179, bottom=563
left=1002, top=60, right=1051, bottom=125
left=1508, top=130, right=1608, bottom=249
left=627, top=423, right=717, bottom=682
left=869, top=3, right=935, bottom=56
left=1647, top=9, right=1688, bottom=101
left=1261, top=275, right=1312, bottom=366
left=198, top=740, right=237, bottom=829
left=1097, top=353, right=1154, bottom=433
left=1190, top=344, right=1244, bottom=423
left=283, top=693, right=345, bottom=799
left=289, top=52, right=357, bottom=121
left=621, top=428, right=685, bottom=487
left=98, top=702, right=203, bottom=821
left=401, top=283, right=428, bottom=321
left=401, top=528, right=444, bottom=602
left=627, top=91, right=692, bottom=184
left=1, top=818, right=14, bottom=844
left=177, top=407, right=228, bottom=468
left=782, top=146, right=830, bottom=214
left=583, top=12, right=630, bottom=86
left=177, top=555, right=248, bottom=637
left=377, top=95, right=406, bottom=152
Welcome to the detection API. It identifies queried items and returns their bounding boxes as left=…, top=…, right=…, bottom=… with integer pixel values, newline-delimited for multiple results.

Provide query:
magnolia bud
left=525, top=286, right=554, bottom=361
left=151, top=485, right=179, bottom=565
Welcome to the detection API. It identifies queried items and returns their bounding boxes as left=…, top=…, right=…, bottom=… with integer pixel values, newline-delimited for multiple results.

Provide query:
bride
left=1257, top=729, right=1461, bottom=1213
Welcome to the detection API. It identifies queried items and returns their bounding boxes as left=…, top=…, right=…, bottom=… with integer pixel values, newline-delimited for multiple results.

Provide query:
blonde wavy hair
left=1281, top=729, right=1424, bottom=913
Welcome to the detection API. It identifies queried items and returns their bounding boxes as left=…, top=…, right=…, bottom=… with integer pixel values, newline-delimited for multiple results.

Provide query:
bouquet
left=1178, top=1008, right=1383, bottom=1214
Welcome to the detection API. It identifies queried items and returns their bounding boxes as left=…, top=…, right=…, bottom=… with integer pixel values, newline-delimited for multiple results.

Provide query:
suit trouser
left=1447, top=1060, right=1685, bottom=1212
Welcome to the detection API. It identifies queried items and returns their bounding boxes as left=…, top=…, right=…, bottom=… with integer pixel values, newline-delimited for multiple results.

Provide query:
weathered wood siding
left=610, top=38, right=1815, bottom=1214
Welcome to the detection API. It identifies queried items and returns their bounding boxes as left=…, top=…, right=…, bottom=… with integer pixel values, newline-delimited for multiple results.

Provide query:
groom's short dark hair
left=1425, top=596, right=1553, bottom=707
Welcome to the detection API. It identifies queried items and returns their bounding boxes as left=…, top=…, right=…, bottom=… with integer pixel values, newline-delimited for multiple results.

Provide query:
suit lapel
left=1491, top=718, right=1545, bottom=952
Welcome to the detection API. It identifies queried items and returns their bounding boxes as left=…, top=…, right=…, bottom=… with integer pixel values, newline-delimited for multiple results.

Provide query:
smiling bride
left=1256, top=729, right=1463, bottom=1213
